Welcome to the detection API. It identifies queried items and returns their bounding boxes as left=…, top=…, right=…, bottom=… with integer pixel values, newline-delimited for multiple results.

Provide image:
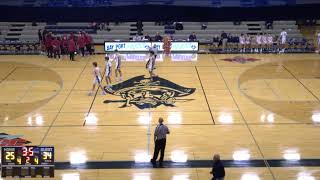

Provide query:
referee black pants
left=152, top=138, right=166, bottom=163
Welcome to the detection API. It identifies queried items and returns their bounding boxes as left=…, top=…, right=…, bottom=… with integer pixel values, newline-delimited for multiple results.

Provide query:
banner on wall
left=104, top=41, right=199, bottom=52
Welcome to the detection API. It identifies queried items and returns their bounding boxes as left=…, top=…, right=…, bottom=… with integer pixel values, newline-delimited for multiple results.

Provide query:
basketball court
left=0, top=53, right=320, bottom=179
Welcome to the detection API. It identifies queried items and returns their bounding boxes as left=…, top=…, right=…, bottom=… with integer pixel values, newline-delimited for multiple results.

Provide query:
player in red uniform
left=78, top=32, right=86, bottom=57
left=68, top=38, right=76, bottom=61
left=61, top=35, right=68, bottom=59
left=84, top=33, right=93, bottom=55
left=45, top=32, right=53, bottom=58
left=52, top=37, right=61, bottom=60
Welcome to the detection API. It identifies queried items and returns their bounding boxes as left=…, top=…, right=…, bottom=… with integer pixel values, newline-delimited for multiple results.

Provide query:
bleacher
left=138, top=21, right=304, bottom=45
left=0, top=20, right=314, bottom=54
left=0, top=21, right=307, bottom=43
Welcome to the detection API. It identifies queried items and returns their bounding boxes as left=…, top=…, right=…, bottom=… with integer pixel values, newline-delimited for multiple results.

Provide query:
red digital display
left=22, top=147, right=34, bottom=157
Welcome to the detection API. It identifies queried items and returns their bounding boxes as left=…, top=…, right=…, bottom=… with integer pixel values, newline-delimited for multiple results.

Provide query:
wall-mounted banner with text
left=104, top=41, right=199, bottom=52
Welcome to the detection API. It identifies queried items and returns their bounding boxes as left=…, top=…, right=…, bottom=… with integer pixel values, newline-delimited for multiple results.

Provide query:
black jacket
left=212, top=160, right=225, bottom=179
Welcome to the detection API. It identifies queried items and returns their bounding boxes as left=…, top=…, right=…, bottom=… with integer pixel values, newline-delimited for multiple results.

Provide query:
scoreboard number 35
left=1, top=146, right=54, bottom=178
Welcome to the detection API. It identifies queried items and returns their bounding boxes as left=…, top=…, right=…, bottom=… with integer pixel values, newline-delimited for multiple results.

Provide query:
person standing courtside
left=68, top=38, right=76, bottom=61
left=220, top=31, right=228, bottom=52
left=151, top=117, right=170, bottom=168
left=317, top=31, right=320, bottom=53
left=210, top=154, right=225, bottom=180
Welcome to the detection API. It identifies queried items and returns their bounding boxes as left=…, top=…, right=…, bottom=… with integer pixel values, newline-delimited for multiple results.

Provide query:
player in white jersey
left=146, top=51, right=156, bottom=81
left=150, top=44, right=158, bottom=57
left=267, top=33, right=274, bottom=52
left=89, top=62, right=106, bottom=96
left=279, top=29, right=287, bottom=53
left=239, top=34, right=246, bottom=53
left=262, top=33, right=268, bottom=52
left=104, top=55, right=112, bottom=88
left=113, top=49, right=123, bottom=81
left=250, top=35, right=256, bottom=53
left=317, top=32, right=320, bottom=53
left=256, top=33, right=262, bottom=53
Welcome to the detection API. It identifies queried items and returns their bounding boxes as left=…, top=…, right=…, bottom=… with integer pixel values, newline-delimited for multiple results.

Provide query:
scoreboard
left=1, top=146, right=54, bottom=178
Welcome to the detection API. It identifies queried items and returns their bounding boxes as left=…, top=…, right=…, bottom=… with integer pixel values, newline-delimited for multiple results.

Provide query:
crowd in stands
left=132, top=32, right=165, bottom=41
left=39, top=30, right=94, bottom=60
left=91, top=22, right=111, bottom=31
left=210, top=30, right=312, bottom=53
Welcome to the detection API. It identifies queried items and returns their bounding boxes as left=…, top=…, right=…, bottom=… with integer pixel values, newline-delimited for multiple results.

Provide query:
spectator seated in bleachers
left=91, top=22, right=98, bottom=30
left=132, top=34, right=142, bottom=41
left=143, top=33, right=152, bottom=41
left=265, top=20, right=273, bottom=29
left=201, top=23, right=207, bottom=30
left=212, top=36, right=220, bottom=45
left=188, top=32, right=197, bottom=41
left=154, top=32, right=163, bottom=41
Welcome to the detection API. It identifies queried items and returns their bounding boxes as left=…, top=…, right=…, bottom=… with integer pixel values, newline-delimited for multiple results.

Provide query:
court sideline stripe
left=39, top=58, right=91, bottom=145
left=54, top=159, right=320, bottom=170
left=211, top=55, right=276, bottom=180
left=195, top=66, right=215, bottom=124
left=0, top=122, right=315, bottom=128
left=282, top=65, right=320, bottom=102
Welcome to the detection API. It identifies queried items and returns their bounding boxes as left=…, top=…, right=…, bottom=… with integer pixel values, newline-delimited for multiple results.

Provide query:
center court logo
left=103, top=75, right=196, bottom=109
left=0, top=133, right=31, bottom=146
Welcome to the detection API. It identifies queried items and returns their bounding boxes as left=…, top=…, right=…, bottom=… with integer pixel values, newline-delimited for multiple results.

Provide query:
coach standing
left=151, top=117, right=170, bottom=168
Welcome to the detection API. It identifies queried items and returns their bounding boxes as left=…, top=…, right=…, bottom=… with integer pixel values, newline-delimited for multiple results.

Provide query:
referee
left=151, top=117, right=170, bottom=167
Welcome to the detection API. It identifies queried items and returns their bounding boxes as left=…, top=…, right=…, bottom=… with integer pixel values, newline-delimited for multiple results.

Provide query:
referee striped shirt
left=154, top=124, right=170, bottom=140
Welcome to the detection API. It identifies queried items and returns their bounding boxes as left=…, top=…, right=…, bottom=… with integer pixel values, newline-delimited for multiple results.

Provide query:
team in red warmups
left=42, top=31, right=93, bottom=61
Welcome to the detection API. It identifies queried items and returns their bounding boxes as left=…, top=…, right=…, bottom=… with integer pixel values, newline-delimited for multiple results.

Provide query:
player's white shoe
left=88, top=91, right=93, bottom=96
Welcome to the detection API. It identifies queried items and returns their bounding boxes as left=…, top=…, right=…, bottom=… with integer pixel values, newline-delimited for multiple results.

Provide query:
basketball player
left=256, top=33, right=262, bottom=53
left=146, top=51, right=156, bottom=81
left=114, top=49, right=123, bottom=82
left=262, top=33, right=268, bottom=53
left=250, top=35, right=256, bottom=53
left=89, top=62, right=106, bottom=96
left=279, top=28, right=288, bottom=53
left=267, top=33, right=274, bottom=53
left=317, top=31, right=320, bottom=53
left=245, top=34, right=251, bottom=53
left=104, top=55, right=112, bottom=88
left=150, top=44, right=158, bottom=59
left=239, top=34, right=246, bottom=53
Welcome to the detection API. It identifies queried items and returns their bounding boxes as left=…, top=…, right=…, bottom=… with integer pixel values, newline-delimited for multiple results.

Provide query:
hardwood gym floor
left=0, top=53, right=320, bottom=179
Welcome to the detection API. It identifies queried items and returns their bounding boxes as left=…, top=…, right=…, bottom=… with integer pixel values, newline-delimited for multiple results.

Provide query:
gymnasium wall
left=0, top=4, right=319, bottom=22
